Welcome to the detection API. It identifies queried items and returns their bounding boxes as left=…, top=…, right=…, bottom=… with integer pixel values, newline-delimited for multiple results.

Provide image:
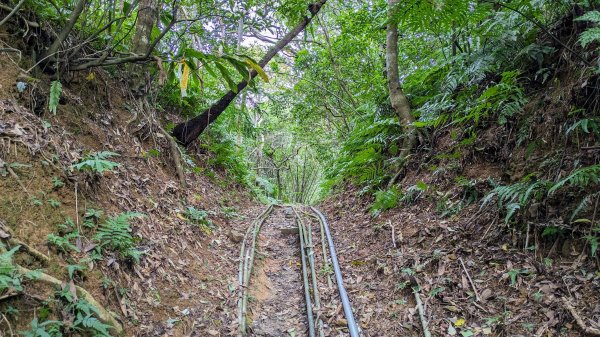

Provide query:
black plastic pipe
left=310, top=206, right=360, bottom=337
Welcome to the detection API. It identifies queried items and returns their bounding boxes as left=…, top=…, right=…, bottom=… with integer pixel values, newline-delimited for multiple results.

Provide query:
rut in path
left=247, top=206, right=308, bottom=336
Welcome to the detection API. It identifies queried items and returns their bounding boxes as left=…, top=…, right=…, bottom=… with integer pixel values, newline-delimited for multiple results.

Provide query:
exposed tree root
left=158, top=126, right=186, bottom=188
left=0, top=223, right=50, bottom=264
left=8, top=238, right=50, bottom=264
left=16, top=265, right=123, bottom=334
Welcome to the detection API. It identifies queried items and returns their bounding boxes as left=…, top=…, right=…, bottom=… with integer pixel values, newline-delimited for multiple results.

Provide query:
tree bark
left=132, top=0, right=158, bottom=54
left=386, top=0, right=416, bottom=187
left=172, top=0, right=328, bottom=146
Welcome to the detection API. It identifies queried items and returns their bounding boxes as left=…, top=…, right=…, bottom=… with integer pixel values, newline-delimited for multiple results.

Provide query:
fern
left=48, top=80, right=62, bottom=115
left=566, top=117, right=600, bottom=135
left=548, top=164, right=600, bottom=194
left=575, top=10, right=600, bottom=47
left=370, top=187, right=401, bottom=216
left=95, top=212, right=144, bottom=263
left=0, top=245, right=22, bottom=292
left=47, top=232, right=81, bottom=253
left=482, top=177, right=552, bottom=223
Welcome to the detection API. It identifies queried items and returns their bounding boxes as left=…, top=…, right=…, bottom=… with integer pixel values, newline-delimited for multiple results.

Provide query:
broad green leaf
left=243, top=56, right=269, bottom=82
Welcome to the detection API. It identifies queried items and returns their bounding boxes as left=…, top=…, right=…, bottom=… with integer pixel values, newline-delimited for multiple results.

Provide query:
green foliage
left=575, top=10, right=600, bottom=48
left=584, top=225, right=599, bottom=257
left=566, top=117, right=600, bottom=135
left=47, top=232, right=81, bottom=253
left=324, top=113, right=401, bottom=193
left=48, top=81, right=62, bottom=115
left=51, top=177, right=64, bottom=189
left=370, top=187, right=401, bottom=216
left=47, top=198, right=61, bottom=208
left=183, top=206, right=215, bottom=234
left=20, top=318, right=62, bottom=337
left=73, top=151, right=120, bottom=173
left=482, top=176, right=552, bottom=223
left=0, top=245, right=22, bottom=292
left=54, top=288, right=113, bottom=337
left=548, top=164, right=600, bottom=194
left=95, top=212, right=144, bottom=263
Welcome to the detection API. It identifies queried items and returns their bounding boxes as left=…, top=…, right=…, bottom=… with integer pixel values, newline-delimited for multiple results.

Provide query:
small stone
left=207, top=329, right=219, bottom=336
left=279, top=226, right=299, bottom=235
left=227, top=230, right=244, bottom=243
left=335, top=318, right=348, bottom=327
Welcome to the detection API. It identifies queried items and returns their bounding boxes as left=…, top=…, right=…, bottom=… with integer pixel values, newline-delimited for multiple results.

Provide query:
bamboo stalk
left=238, top=205, right=272, bottom=336
left=297, top=214, right=316, bottom=337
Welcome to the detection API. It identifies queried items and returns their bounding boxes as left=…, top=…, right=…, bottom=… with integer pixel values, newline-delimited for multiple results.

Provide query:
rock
left=480, top=288, right=493, bottom=301
left=279, top=226, right=299, bottom=235
left=226, top=230, right=244, bottom=243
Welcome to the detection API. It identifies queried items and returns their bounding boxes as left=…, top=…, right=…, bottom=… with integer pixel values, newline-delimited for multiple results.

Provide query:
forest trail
left=245, top=206, right=307, bottom=336
left=238, top=205, right=357, bottom=337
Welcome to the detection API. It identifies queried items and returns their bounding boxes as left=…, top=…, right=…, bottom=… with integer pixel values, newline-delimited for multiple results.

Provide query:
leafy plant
left=370, top=186, right=401, bottom=216
left=73, top=151, right=120, bottom=173
left=48, top=80, right=62, bottom=115
left=575, top=10, right=600, bottom=48
left=548, top=164, right=600, bottom=194
left=47, top=198, right=61, bottom=208
left=507, top=268, right=529, bottom=286
left=95, top=212, right=144, bottom=263
left=183, top=206, right=215, bottom=234
left=0, top=245, right=23, bottom=292
left=47, top=232, right=81, bottom=253
left=481, top=176, right=552, bottom=223
left=51, top=176, right=64, bottom=189
left=20, top=318, right=62, bottom=337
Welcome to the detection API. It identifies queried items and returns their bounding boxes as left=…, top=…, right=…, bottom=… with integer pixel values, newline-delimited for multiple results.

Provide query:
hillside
left=0, top=0, right=599, bottom=337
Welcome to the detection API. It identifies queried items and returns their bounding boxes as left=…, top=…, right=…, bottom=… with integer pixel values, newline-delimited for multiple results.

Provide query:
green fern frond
left=549, top=165, right=600, bottom=194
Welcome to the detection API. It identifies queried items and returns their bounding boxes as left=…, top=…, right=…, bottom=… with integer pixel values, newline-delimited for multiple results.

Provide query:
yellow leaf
left=454, top=318, right=466, bottom=327
left=180, top=60, right=190, bottom=96
left=86, top=72, right=95, bottom=81
left=244, top=58, right=269, bottom=82
left=501, top=244, right=509, bottom=251
left=176, top=213, right=188, bottom=221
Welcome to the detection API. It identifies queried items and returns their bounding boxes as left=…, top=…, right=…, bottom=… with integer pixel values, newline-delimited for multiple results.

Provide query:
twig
left=410, top=280, right=432, bottom=337
left=582, top=145, right=600, bottom=150
left=562, top=297, right=600, bottom=336
left=0, top=0, right=26, bottom=27
left=524, top=222, right=530, bottom=250
left=388, top=220, right=397, bottom=248
left=1, top=313, right=14, bottom=337
left=0, top=158, right=31, bottom=196
left=459, top=257, right=481, bottom=302
left=75, top=182, right=80, bottom=232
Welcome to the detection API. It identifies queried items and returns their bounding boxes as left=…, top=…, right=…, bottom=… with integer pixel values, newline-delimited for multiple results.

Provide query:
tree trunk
left=386, top=0, right=416, bottom=187
left=132, top=0, right=158, bottom=54
left=42, top=0, right=88, bottom=64
left=172, top=0, right=328, bottom=146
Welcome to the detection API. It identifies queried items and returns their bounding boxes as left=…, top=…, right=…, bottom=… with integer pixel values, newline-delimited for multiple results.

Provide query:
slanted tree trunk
left=132, top=0, right=158, bottom=54
left=386, top=0, right=416, bottom=188
left=172, top=0, right=328, bottom=146
left=42, top=0, right=88, bottom=64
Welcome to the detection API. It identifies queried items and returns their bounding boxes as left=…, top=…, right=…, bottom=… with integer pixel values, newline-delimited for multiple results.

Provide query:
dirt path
left=247, top=206, right=308, bottom=336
